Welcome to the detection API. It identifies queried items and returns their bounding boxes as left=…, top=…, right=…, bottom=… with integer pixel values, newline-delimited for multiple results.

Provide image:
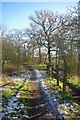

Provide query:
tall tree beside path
left=25, top=24, right=44, bottom=64
left=29, top=10, right=62, bottom=67
left=77, top=1, right=80, bottom=83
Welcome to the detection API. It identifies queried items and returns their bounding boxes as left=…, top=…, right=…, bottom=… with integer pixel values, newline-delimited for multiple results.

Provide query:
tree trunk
left=77, top=49, right=80, bottom=83
left=32, top=47, right=34, bottom=59
left=63, top=58, right=67, bottom=92
left=47, top=42, right=51, bottom=76
left=17, top=47, right=20, bottom=72
left=48, top=47, right=51, bottom=64
left=78, top=1, right=80, bottom=83
left=39, top=46, right=41, bottom=64
left=56, top=49, right=59, bottom=86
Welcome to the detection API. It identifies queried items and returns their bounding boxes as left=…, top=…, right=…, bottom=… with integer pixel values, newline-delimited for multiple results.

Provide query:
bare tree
left=25, top=23, right=44, bottom=64
left=77, top=1, right=80, bottom=82
left=66, top=2, right=80, bottom=82
left=29, top=10, right=62, bottom=67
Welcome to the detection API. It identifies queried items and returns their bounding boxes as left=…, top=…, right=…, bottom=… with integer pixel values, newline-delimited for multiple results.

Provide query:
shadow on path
left=22, top=64, right=55, bottom=120
left=27, top=97, right=54, bottom=120
left=27, top=80, right=54, bottom=120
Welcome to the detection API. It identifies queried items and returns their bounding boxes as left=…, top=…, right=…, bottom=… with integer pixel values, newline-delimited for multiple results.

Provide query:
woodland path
left=24, top=64, right=64, bottom=120
left=24, top=64, right=55, bottom=120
